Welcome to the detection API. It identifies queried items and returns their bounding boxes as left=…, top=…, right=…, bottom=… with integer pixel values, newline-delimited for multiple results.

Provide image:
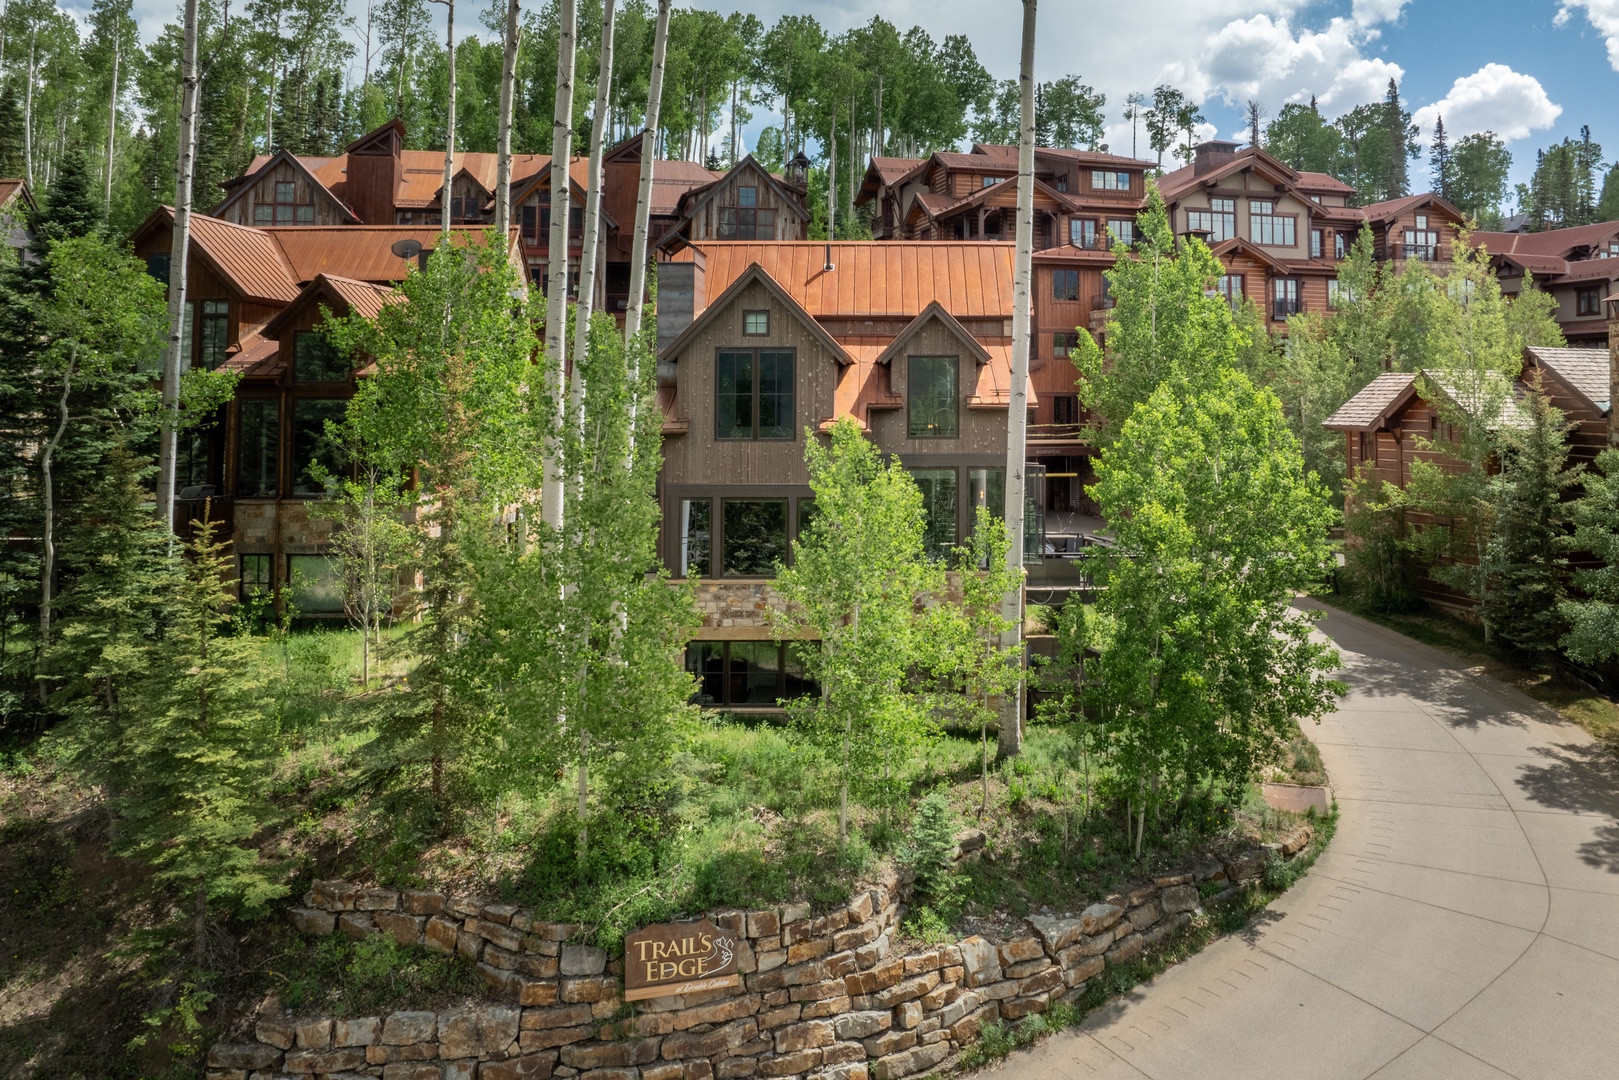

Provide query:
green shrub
left=899, top=790, right=960, bottom=917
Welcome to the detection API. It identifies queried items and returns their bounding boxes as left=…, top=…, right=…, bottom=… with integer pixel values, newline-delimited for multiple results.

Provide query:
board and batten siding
left=219, top=160, right=351, bottom=227
left=661, top=279, right=840, bottom=490
left=871, top=320, right=1009, bottom=458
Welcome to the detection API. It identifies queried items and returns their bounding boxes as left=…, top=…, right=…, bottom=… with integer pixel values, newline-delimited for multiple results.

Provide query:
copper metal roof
left=187, top=212, right=301, bottom=303
left=265, top=225, right=502, bottom=283
left=0, top=179, right=27, bottom=207
left=687, top=241, right=1016, bottom=318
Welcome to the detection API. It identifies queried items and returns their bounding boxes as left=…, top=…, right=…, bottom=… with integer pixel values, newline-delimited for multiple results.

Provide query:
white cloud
left=1556, top=2, right=1619, bottom=70
left=1193, top=14, right=1403, bottom=110
left=1411, top=64, right=1562, bottom=142
left=1351, top=0, right=1410, bottom=24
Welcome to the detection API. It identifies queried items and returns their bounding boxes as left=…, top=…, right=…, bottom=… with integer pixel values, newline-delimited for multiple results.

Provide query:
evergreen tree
left=0, top=88, right=24, bottom=178
left=1478, top=384, right=1580, bottom=655
left=1598, top=161, right=1619, bottom=221
left=1429, top=115, right=1451, bottom=200
left=1265, top=97, right=1340, bottom=175
left=1450, top=132, right=1511, bottom=226
left=1561, top=448, right=1619, bottom=666
left=1381, top=78, right=1415, bottom=200
left=28, top=148, right=102, bottom=262
left=116, top=516, right=286, bottom=967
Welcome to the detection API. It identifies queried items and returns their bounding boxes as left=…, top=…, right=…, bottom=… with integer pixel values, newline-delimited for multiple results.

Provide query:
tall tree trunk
left=493, top=0, right=521, bottom=236
left=193, top=882, right=208, bottom=970
left=104, top=20, right=120, bottom=211
left=576, top=729, right=589, bottom=861
left=570, top=0, right=615, bottom=425
left=157, top=0, right=203, bottom=529
left=435, top=0, right=456, bottom=236
left=266, top=14, right=280, bottom=151
left=541, top=0, right=577, bottom=528
left=997, top=0, right=1036, bottom=761
left=846, top=97, right=855, bottom=234
left=37, top=347, right=75, bottom=695
left=826, top=113, right=835, bottom=239
left=23, top=33, right=35, bottom=187
left=622, top=0, right=669, bottom=445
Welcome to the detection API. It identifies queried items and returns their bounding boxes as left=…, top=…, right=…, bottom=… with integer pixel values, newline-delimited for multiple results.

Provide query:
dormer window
left=256, top=178, right=315, bottom=225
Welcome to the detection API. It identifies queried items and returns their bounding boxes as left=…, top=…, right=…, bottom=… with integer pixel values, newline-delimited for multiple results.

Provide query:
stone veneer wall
left=207, top=824, right=1314, bottom=1080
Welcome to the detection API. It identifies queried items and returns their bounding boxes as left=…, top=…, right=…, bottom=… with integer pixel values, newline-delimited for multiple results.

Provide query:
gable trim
left=210, top=148, right=361, bottom=224
left=875, top=302, right=993, bottom=368
left=657, top=262, right=854, bottom=368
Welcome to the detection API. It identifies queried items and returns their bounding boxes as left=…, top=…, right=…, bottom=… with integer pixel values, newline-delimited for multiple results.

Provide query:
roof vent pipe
left=824, top=242, right=835, bottom=273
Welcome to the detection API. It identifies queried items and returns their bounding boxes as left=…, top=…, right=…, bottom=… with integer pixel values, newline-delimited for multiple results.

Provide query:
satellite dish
left=390, top=238, right=424, bottom=260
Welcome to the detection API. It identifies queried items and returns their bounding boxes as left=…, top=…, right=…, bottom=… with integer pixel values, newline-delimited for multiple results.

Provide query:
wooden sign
left=623, top=918, right=741, bottom=1001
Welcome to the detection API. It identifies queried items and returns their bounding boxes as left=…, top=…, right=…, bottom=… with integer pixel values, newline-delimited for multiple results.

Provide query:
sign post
left=622, top=918, right=742, bottom=1002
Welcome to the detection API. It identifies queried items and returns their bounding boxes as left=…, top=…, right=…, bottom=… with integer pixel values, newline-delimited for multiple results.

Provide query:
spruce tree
left=1429, top=115, right=1451, bottom=200
left=1382, top=78, right=1412, bottom=199
left=1562, top=449, right=1619, bottom=666
left=0, top=88, right=24, bottom=179
left=1478, top=385, right=1579, bottom=655
left=117, top=516, right=285, bottom=967
left=28, top=149, right=103, bottom=262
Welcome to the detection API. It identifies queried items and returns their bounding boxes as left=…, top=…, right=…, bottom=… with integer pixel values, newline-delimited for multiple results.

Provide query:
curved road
left=996, top=601, right=1619, bottom=1080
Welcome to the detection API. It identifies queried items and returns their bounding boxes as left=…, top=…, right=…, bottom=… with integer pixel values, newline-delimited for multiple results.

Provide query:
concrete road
left=993, top=601, right=1619, bottom=1080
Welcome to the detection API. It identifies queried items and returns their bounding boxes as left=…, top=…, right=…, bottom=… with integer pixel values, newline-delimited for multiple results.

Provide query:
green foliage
left=1517, top=127, right=1604, bottom=230
left=1561, top=448, right=1619, bottom=666
left=1478, top=385, right=1580, bottom=654
left=900, top=790, right=961, bottom=916
left=774, top=418, right=947, bottom=842
left=277, top=930, right=482, bottom=1015
left=1450, top=132, right=1513, bottom=225
left=1343, top=473, right=1417, bottom=612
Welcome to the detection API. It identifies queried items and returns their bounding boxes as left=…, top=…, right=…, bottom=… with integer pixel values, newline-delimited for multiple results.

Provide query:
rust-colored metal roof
left=687, top=241, right=1015, bottom=318
left=1473, top=221, right=1619, bottom=259
left=187, top=212, right=301, bottom=303
left=0, top=179, right=28, bottom=208
left=221, top=331, right=282, bottom=377
left=1296, top=171, right=1356, bottom=193
left=320, top=274, right=399, bottom=320
left=265, top=225, right=502, bottom=283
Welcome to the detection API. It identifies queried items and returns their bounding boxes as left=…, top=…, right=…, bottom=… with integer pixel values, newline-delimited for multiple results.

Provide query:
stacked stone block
left=209, top=823, right=1313, bottom=1080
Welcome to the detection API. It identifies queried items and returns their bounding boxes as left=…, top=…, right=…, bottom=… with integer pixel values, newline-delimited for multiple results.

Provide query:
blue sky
left=107, top=0, right=1619, bottom=206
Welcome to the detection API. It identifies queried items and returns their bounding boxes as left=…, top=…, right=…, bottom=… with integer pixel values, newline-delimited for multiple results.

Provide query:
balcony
left=1272, top=297, right=1303, bottom=320
left=1068, top=233, right=1109, bottom=252
left=1400, top=244, right=1439, bottom=262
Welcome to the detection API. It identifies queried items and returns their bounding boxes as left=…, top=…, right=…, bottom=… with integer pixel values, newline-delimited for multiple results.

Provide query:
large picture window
left=196, top=300, right=229, bottom=369
left=912, top=468, right=958, bottom=560
left=237, top=399, right=279, bottom=497
left=1251, top=200, right=1296, bottom=246
left=969, top=467, right=1005, bottom=520
left=907, top=356, right=959, bottom=438
left=715, top=350, right=794, bottom=440
left=294, top=331, right=349, bottom=381
left=722, top=499, right=787, bottom=577
left=288, top=555, right=344, bottom=613
left=718, top=185, right=777, bottom=240
left=684, top=641, right=820, bottom=708
left=1091, top=170, right=1130, bottom=191
left=1052, top=269, right=1080, bottom=301
left=291, top=399, right=348, bottom=495
left=1186, top=197, right=1235, bottom=242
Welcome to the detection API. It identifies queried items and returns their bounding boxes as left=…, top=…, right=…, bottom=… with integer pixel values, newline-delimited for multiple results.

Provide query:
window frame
left=907, top=355, right=961, bottom=439
left=1052, top=394, right=1080, bottom=426
left=1052, top=268, right=1080, bottom=302
left=289, top=398, right=350, bottom=497
left=1272, top=277, right=1302, bottom=320
left=236, top=397, right=280, bottom=498
left=1186, top=197, right=1236, bottom=242
left=293, top=330, right=350, bottom=383
left=1250, top=199, right=1298, bottom=247
left=742, top=310, right=770, bottom=336
left=1052, top=332, right=1078, bottom=358
left=1578, top=286, right=1603, bottom=316
left=715, top=347, right=796, bottom=442
left=1106, top=219, right=1135, bottom=246
left=910, top=467, right=960, bottom=560
left=1069, top=217, right=1098, bottom=249
left=684, top=640, right=820, bottom=709
left=1216, top=273, right=1244, bottom=310
left=720, top=497, right=789, bottom=578
left=1090, top=170, right=1130, bottom=191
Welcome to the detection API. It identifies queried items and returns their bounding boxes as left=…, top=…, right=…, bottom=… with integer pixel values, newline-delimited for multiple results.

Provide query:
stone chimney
left=655, top=249, right=706, bottom=384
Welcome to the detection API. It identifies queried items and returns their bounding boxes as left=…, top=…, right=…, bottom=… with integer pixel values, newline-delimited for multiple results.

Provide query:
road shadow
left=1513, top=740, right=1619, bottom=873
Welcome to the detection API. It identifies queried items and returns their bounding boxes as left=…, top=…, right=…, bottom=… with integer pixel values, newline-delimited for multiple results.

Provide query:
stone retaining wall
left=208, top=824, right=1314, bottom=1080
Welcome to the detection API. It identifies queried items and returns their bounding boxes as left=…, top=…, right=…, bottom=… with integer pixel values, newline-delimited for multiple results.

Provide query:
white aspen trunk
left=493, top=0, right=521, bottom=236
left=622, top=0, right=668, bottom=349
left=39, top=347, right=74, bottom=675
left=846, top=97, right=855, bottom=234
left=570, top=0, right=615, bottom=426
left=577, top=729, right=589, bottom=860
left=266, top=14, right=280, bottom=151
left=24, top=33, right=35, bottom=187
left=997, top=0, right=1036, bottom=761
left=436, top=0, right=456, bottom=236
left=541, top=0, right=578, bottom=528
left=157, top=0, right=203, bottom=529
left=826, top=114, right=835, bottom=240
left=104, top=20, right=120, bottom=211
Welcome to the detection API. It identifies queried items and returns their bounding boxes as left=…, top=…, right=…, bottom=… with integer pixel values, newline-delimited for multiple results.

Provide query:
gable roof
left=1207, top=236, right=1296, bottom=275
left=658, top=262, right=854, bottom=366
left=1472, top=220, right=1619, bottom=259
left=1323, top=372, right=1419, bottom=430
left=655, top=157, right=809, bottom=248
left=346, top=117, right=408, bottom=155
left=1524, top=345, right=1612, bottom=415
left=1358, top=192, right=1464, bottom=224
left=874, top=302, right=993, bottom=368
left=211, top=147, right=361, bottom=223
left=672, top=241, right=1016, bottom=319
left=507, top=157, right=596, bottom=210
left=261, top=273, right=400, bottom=341
left=0, top=178, right=35, bottom=213
left=151, top=209, right=301, bottom=304
left=1157, top=147, right=1302, bottom=203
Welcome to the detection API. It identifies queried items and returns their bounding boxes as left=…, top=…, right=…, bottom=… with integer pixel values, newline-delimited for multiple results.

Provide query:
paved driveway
left=993, top=601, right=1619, bottom=1080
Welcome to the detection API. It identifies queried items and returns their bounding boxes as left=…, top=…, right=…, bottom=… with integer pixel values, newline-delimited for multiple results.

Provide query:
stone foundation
left=209, top=824, right=1315, bottom=1080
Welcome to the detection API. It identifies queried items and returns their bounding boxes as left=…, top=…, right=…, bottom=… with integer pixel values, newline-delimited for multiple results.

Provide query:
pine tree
left=1478, top=384, right=1580, bottom=654
left=1382, top=78, right=1412, bottom=199
left=1561, top=448, right=1619, bottom=666
left=118, top=516, right=286, bottom=967
left=1429, top=115, right=1451, bottom=200
left=0, top=88, right=24, bottom=178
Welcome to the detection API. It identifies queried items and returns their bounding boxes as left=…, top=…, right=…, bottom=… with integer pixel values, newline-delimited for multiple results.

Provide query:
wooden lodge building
left=215, top=121, right=807, bottom=311
left=1324, top=335, right=1616, bottom=612
left=1470, top=222, right=1619, bottom=346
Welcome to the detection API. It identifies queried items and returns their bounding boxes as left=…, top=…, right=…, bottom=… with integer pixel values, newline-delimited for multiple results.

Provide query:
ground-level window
left=685, top=641, right=820, bottom=708
left=240, top=554, right=272, bottom=600
left=722, top=499, right=787, bottom=576
left=911, top=468, right=959, bottom=560
left=287, top=555, right=344, bottom=614
left=291, top=399, right=348, bottom=495
left=238, top=399, right=279, bottom=497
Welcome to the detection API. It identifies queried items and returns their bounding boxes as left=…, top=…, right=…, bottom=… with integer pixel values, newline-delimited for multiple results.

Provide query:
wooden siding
left=219, top=160, right=350, bottom=227
left=686, top=170, right=806, bottom=242
left=869, top=320, right=1009, bottom=458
